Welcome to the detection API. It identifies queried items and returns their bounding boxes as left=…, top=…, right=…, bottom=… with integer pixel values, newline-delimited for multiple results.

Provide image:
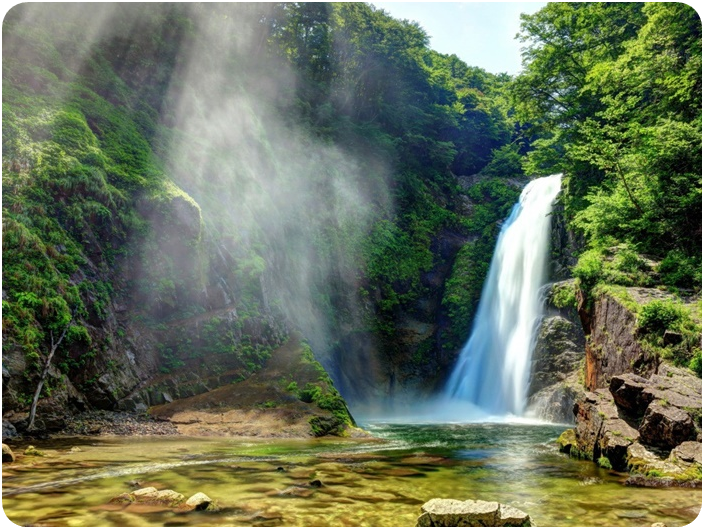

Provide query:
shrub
left=638, top=299, right=687, bottom=335
left=597, top=456, right=613, bottom=470
left=658, top=250, right=701, bottom=290
left=573, top=249, right=604, bottom=291
left=551, top=282, right=577, bottom=309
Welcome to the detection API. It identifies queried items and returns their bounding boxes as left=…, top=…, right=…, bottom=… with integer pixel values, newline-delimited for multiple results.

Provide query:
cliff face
left=526, top=280, right=586, bottom=423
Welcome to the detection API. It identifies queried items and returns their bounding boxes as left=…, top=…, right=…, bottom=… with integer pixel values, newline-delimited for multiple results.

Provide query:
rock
left=556, top=429, right=577, bottom=454
left=498, top=504, right=532, bottom=526
left=183, top=492, right=217, bottom=511
left=573, top=390, right=618, bottom=459
left=598, top=419, right=640, bottom=471
left=670, top=441, right=702, bottom=465
left=662, top=330, right=683, bottom=346
left=416, top=498, right=532, bottom=527
left=2, top=443, right=15, bottom=463
left=2, top=421, right=18, bottom=440
left=130, top=487, right=185, bottom=507
left=639, top=403, right=696, bottom=449
left=609, top=374, right=651, bottom=415
left=308, top=479, right=324, bottom=488
left=583, top=289, right=662, bottom=390
left=24, top=445, right=45, bottom=457
left=529, top=313, right=584, bottom=396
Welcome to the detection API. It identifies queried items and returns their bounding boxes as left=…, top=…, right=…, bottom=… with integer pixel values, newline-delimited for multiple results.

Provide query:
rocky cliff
left=558, top=364, right=701, bottom=485
left=526, top=281, right=585, bottom=423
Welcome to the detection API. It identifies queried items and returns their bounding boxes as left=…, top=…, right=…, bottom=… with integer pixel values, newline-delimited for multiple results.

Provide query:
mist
left=3, top=3, right=394, bottom=405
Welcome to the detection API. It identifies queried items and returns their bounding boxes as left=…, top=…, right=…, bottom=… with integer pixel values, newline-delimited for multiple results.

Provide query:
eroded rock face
left=583, top=291, right=659, bottom=390
left=526, top=280, right=586, bottom=423
left=416, top=498, right=532, bottom=527
left=565, top=362, right=702, bottom=482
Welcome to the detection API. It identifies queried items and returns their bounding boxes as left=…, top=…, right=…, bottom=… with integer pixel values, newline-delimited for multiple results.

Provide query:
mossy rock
left=556, top=429, right=577, bottom=454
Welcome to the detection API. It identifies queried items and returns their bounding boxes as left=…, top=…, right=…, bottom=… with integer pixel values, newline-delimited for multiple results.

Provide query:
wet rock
left=24, top=445, right=45, bottom=457
left=583, top=290, right=659, bottom=390
left=2, top=420, right=18, bottom=441
left=416, top=499, right=532, bottom=527
left=626, top=442, right=701, bottom=486
left=2, top=443, right=15, bottom=463
left=598, top=419, right=640, bottom=471
left=573, top=390, right=618, bottom=459
left=639, top=403, right=696, bottom=449
left=556, top=429, right=576, bottom=454
left=183, top=492, right=217, bottom=512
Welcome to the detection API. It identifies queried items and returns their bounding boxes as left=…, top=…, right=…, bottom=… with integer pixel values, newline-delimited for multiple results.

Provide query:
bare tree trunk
left=27, top=320, right=72, bottom=431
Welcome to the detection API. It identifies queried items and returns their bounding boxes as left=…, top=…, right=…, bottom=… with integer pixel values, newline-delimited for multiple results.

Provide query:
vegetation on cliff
left=513, top=2, right=702, bottom=376
left=2, top=3, right=526, bottom=427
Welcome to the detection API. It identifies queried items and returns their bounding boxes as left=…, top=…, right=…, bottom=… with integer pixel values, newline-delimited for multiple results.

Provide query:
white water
left=443, top=174, right=562, bottom=417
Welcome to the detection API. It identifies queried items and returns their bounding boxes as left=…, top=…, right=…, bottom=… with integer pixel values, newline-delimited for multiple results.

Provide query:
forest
left=1, top=2, right=702, bottom=527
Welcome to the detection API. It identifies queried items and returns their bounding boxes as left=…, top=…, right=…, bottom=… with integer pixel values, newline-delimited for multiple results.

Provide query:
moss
left=597, top=456, right=613, bottom=469
left=556, top=429, right=577, bottom=453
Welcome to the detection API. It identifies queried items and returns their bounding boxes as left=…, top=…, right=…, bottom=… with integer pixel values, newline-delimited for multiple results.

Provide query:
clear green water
left=2, top=423, right=701, bottom=527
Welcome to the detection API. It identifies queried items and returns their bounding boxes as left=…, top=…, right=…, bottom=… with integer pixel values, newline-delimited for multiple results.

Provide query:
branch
left=27, top=318, right=73, bottom=432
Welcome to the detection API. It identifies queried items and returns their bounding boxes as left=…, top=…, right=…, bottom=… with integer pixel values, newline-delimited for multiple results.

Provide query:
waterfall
left=444, top=174, right=562, bottom=417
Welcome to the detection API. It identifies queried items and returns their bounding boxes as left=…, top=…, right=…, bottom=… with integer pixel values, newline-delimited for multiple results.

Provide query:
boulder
left=416, top=499, right=532, bottom=527
left=556, top=429, right=576, bottom=454
left=2, top=421, right=18, bottom=441
left=111, top=487, right=186, bottom=508
left=626, top=442, right=702, bottom=486
left=2, top=443, right=15, bottom=463
left=609, top=374, right=651, bottom=415
left=183, top=492, right=217, bottom=512
left=598, top=419, right=640, bottom=471
left=639, top=402, right=696, bottom=449
left=670, top=441, right=702, bottom=465
left=573, top=390, right=618, bottom=459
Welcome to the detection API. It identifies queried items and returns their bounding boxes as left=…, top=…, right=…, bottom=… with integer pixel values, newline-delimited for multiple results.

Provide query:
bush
left=551, top=282, right=577, bottom=309
left=597, top=456, right=613, bottom=470
left=638, top=299, right=687, bottom=335
left=658, top=250, right=701, bottom=290
left=573, top=249, right=604, bottom=291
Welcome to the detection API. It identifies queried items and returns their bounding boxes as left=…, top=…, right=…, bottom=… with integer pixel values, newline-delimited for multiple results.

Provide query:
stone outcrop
left=526, top=280, right=586, bottom=423
left=582, top=289, right=661, bottom=391
left=561, top=363, right=702, bottom=484
left=416, top=499, right=533, bottom=527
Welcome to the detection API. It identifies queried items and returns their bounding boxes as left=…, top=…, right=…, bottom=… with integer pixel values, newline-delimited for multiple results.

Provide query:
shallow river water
left=2, top=423, right=701, bottom=527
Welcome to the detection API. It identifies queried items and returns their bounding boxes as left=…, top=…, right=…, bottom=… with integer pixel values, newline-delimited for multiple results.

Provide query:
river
left=2, top=423, right=700, bottom=526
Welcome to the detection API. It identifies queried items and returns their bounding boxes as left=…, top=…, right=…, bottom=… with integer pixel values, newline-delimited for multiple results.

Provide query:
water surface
left=2, top=423, right=700, bottom=526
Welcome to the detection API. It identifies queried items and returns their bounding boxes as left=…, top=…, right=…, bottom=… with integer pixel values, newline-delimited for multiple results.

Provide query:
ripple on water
left=2, top=425, right=701, bottom=527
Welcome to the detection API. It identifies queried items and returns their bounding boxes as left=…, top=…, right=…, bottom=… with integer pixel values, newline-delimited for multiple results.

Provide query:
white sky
left=372, top=1, right=547, bottom=75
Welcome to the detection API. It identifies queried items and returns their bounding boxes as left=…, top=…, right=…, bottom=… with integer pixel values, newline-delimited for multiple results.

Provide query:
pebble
left=58, top=411, right=179, bottom=436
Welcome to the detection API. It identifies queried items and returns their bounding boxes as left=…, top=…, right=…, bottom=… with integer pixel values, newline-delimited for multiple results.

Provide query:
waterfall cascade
left=444, top=174, right=562, bottom=417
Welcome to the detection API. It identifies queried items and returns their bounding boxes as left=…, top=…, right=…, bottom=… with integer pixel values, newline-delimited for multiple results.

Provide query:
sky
left=372, top=2, right=547, bottom=75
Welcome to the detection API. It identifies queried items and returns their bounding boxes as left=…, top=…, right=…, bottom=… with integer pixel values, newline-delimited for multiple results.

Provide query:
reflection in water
left=2, top=424, right=701, bottom=527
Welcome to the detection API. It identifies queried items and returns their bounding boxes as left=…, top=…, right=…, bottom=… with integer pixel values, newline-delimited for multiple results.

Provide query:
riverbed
left=2, top=423, right=700, bottom=526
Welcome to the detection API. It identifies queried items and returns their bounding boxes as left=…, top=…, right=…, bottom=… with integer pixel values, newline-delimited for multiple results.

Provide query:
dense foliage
left=2, top=3, right=522, bottom=412
left=513, top=2, right=701, bottom=289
